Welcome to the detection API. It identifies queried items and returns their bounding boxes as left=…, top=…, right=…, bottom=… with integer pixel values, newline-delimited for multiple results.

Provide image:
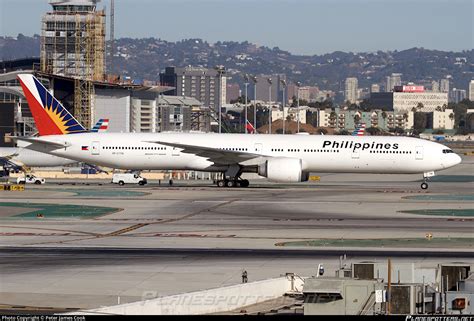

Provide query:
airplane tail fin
left=17, top=74, right=87, bottom=136
left=91, top=119, right=109, bottom=133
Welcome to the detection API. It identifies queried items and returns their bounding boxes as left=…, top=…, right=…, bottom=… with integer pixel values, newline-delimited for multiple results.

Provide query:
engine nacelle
left=258, top=158, right=309, bottom=183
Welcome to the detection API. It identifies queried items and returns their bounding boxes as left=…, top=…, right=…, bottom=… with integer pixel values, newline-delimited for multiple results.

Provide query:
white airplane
left=13, top=74, right=461, bottom=189
left=0, top=119, right=109, bottom=171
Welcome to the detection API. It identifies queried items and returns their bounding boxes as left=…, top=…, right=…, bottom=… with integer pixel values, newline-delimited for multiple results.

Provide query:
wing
left=145, top=141, right=264, bottom=165
left=10, top=136, right=70, bottom=149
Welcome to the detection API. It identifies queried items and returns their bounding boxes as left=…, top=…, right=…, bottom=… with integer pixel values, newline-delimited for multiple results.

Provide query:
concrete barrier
left=75, top=277, right=303, bottom=315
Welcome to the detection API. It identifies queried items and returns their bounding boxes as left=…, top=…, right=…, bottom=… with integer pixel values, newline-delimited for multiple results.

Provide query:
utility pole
left=251, top=76, right=258, bottom=133
left=296, top=81, right=301, bottom=133
left=267, top=77, right=272, bottom=134
left=215, top=65, right=226, bottom=134
left=243, top=74, right=249, bottom=134
left=387, top=258, right=392, bottom=315
left=280, top=79, right=287, bottom=134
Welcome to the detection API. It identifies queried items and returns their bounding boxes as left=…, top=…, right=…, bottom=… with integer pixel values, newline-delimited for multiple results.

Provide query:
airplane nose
left=454, top=154, right=462, bottom=165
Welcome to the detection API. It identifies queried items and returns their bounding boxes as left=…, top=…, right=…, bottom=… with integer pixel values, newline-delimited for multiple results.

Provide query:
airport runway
left=0, top=157, right=472, bottom=310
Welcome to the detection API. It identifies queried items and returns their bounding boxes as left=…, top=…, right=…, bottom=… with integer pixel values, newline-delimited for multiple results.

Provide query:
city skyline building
left=159, top=66, right=226, bottom=112
left=469, top=80, right=474, bottom=101
left=385, top=73, right=402, bottom=92
left=440, top=79, right=450, bottom=93
left=344, top=77, right=358, bottom=104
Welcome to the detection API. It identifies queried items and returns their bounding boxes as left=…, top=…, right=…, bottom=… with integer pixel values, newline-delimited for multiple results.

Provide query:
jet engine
left=258, top=158, right=309, bottom=182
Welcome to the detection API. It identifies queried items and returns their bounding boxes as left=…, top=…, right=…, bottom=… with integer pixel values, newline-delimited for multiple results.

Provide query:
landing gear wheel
left=226, top=180, right=236, bottom=188
left=240, top=179, right=249, bottom=188
left=421, top=182, right=428, bottom=190
left=217, top=180, right=226, bottom=188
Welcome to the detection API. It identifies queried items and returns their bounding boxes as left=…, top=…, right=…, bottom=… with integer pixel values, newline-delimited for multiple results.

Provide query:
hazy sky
left=1, top=0, right=472, bottom=55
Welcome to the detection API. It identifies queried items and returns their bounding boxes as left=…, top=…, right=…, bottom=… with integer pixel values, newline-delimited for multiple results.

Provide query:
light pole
left=296, top=81, right=301, bottom=133
left=214, top=65, right=226, bottom=134
left=267, top=77, right=272, bottom=134
left=280, top=79, right=287, bottom=134
left=251, top=76, right=258, bottom=133
left=243, top=74, right=249, bottom=134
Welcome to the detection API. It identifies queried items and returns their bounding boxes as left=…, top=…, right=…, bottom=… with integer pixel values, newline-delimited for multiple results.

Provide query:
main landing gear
left=420, top=171, right=435, bottom=190
left=216, top=179, right=250, bottom=188
left=215, top=165, right=249, bottom=188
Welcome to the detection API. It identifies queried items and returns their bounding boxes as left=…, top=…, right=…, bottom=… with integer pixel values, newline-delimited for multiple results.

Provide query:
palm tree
left=435, top=106, right=442, bottom=112
left=416, top=102, right=424, bottom=111
left=381, top=111, right=388, bottom=128
left=353, top=114, right=361, bottom=125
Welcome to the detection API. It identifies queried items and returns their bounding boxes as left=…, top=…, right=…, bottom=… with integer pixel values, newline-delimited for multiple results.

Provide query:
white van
left=17, top=174, right=46, bottom=185
left=112, top=173, right=147, bottom=186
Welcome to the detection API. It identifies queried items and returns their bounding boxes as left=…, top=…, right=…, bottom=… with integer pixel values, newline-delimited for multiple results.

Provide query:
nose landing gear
left=421, top=171, right=435, bottom=190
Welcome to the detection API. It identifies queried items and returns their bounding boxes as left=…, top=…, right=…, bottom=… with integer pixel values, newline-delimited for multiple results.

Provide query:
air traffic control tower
left=40, top=0, right=106, bottom=128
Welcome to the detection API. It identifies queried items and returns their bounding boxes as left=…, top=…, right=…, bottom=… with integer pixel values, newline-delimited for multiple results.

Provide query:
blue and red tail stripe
left=18, top=74, right=87, bottom=136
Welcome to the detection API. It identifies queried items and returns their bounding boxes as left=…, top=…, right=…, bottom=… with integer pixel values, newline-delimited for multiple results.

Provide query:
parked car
left=112, top=173, right=147, bottom=186
left=17, top=174, right=46, bottom=185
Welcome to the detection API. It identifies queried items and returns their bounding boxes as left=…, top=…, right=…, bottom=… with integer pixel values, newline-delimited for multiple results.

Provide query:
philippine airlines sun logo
left=44, top=103, right=70, bottom=134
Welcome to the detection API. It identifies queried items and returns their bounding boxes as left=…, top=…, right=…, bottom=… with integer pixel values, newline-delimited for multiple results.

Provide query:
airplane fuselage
left=24, top=133, right=461, bottom=174
left=0, top=147, right=77, bottom=168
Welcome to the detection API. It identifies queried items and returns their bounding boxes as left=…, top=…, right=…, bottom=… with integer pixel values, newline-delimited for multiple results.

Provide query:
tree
left=366, top=126, right=381, bottom=136
left=306, top=110, right=318, bottom=127
left=435, top=106, right=443, bottom=112
left=353, top=114, right=361, bottom=125
left=416, top=102, right=424, bottom=111
left=337, top=129, right=350, bottom=135
left=413, top=112, right=427, bottom=133
left=393, top=127, right=405, bottom=135
left=316, top=128, right=328, bottom=135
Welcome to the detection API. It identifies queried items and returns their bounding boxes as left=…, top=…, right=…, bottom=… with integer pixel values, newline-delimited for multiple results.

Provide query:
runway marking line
left=103, top=223, right=149, bottom=237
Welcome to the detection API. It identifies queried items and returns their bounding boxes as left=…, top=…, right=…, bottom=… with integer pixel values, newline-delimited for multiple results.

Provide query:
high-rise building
left=370, top=84, right=380, bottom=93
left=431, top=80, right=440, bottom=92
left=226, top=83, right=241, bottom=103
left=160, top=66, right=226, bottom=112
left=440, top=79, right=450, bottom=93
left=385, top=73, right=402, bottom=92
left=249, top=74, right=287, bottom=103
left=450, top=88, right=467, bottom=103
left=469, top=80, right=474, bottom=101
left=40, top=0, right=106, bottom=129
left=344, top=77, right=358, bottom=104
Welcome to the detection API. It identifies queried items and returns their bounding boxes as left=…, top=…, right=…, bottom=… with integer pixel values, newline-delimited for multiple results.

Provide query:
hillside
left=1, top=34, right=472, bottom=93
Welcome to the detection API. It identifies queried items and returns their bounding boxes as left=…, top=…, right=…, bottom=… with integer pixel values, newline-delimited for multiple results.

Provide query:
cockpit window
left=442, top=149, right=454, bottom=154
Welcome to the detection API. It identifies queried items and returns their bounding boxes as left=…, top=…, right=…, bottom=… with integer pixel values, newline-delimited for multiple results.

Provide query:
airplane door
left=351, top=148, right=360, bottom=159
left=415, top=146, right=423, bottom=160
left=91, top=141, right=100, bottom=155
left=254, top=143, right=263, bottom=154
left=172, top=147, right=180, bottom=156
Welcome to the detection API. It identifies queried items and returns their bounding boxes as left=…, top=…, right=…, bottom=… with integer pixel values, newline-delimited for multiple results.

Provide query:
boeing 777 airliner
left=13, top=74, right=461, bottom=189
